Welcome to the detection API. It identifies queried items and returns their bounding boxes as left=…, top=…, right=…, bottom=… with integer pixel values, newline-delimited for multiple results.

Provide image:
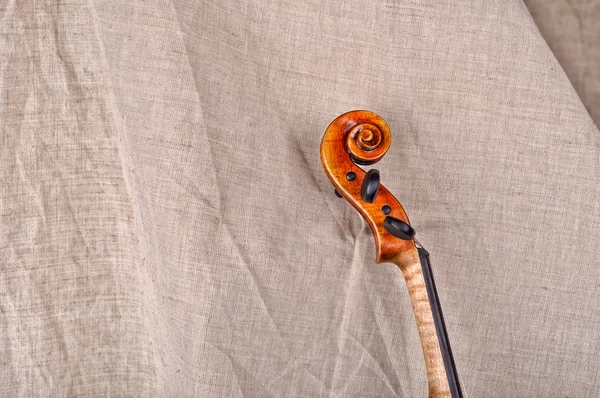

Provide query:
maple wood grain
left=394, top=248, right=451, bottom=397
left=320, top=110, right=451, bottom=397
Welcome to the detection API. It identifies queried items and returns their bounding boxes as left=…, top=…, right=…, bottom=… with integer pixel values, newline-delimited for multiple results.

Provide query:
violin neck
left=393, top=246, right=462, bottom=398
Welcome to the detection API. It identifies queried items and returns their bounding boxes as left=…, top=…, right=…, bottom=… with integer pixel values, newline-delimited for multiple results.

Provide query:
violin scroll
left=345, top=119, right=390, bottom=165
left=320, top=110, right=416, bottom=263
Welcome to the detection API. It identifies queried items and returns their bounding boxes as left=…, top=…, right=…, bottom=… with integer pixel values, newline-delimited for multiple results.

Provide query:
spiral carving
left=320, top=109, right=410, bottom=262
left=345, top=118, right=391, bottom=165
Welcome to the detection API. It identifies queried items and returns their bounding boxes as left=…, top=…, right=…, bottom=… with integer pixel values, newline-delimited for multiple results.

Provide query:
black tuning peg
left=383, top=216, right=416, bottom=240
left=361, top=169, right=380, bottom=203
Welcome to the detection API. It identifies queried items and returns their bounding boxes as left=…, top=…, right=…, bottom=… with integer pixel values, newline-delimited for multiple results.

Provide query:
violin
left=320, top=110, right=462, bottom=398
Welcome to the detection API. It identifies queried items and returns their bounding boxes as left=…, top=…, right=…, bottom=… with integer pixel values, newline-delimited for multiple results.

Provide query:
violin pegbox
left=320, top=110, right=416, bottom=263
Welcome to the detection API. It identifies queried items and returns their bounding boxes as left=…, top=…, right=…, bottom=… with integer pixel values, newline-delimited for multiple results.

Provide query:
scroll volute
left=320, top=110, right=415, bottom=263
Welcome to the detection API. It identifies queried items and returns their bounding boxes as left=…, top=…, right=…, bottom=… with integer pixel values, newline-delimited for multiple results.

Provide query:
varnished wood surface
left=320, top=110, right=453, bottom=397
left=394, top=248, right=451, bottom=398
left=320, top=110, right=413, bottom=263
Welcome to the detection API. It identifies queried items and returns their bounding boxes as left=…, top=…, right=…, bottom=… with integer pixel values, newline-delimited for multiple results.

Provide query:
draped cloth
left=2, top=1, right=600, bottom=396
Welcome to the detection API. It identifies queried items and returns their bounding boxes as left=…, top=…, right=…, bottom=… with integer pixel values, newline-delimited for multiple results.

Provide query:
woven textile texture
left=2, top=1, right=600, bottom=396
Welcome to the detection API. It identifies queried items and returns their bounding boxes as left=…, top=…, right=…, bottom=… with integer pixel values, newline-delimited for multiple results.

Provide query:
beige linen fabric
left=525, top=0, right=600, bottom=126
left=2, top=0, right=600, bottom=396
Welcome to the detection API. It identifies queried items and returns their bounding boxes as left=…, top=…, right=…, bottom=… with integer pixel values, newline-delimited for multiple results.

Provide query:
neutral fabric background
left=2, top=0, right=600, bottom=396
